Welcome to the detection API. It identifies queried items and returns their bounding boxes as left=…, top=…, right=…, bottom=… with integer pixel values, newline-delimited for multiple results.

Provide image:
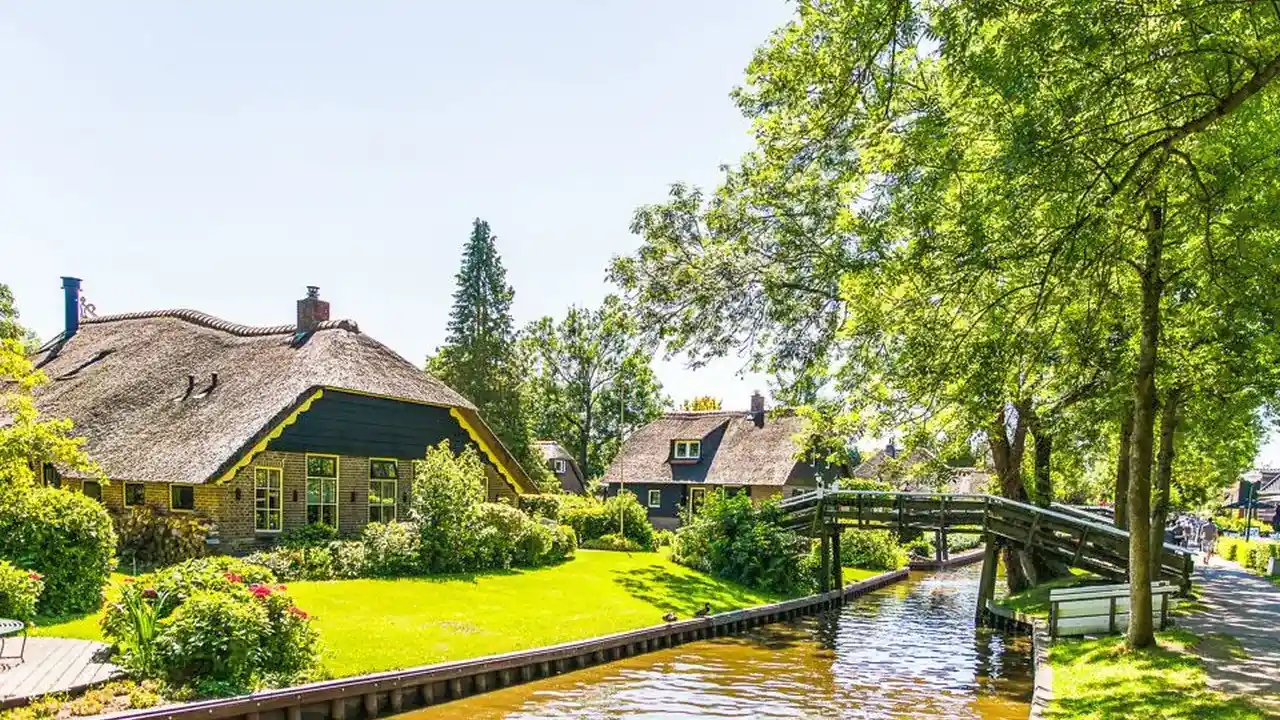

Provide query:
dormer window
left=673, top=440, right=701, bottom=460
left=552, top=459, right=567, bottom=474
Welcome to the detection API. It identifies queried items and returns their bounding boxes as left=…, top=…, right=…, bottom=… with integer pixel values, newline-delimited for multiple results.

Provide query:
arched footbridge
left=778, top=490, right=1195, bottom=617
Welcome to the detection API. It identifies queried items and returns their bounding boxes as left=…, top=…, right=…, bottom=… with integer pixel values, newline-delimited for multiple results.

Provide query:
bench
left=1048, top=582, right=1178, bottom=638
left=0, top=618, right=25, bottom=665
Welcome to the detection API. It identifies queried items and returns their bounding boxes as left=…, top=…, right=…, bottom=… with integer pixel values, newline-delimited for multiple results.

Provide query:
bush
left=581, top=533, right=645, bottom=552
left=410, top=441, right=487, bottom=573
left=0, top=560, right=44, bottom=622
left=548, top=524, right=577, bottom=563
left=947, top=533, right=983, bottom=552
left=331, top=541, right=370, bottom=579
left=653, top=529, right=675, bottom=548
left=515, top=522, right=555, bottom=565
left=103, top=557, right=318, bottom=692
left=280, top=523, right=337, bottom=549
left=560, top=492, right=654, bottom=550
left=904, top=536, right=935, bottom=559
left=360, top=522, right=419, bottom=577
left=839, top=529, right=909, bottom=571
left=472, top=503, right=533, bottom=569
left=243, top=546, right=334, bottom=582
left=517, top=494, right=563, bottom=522
left=114, top=504, right=212, bottom=567
left=670, top=490, right=813, bottom=595
left=0, top=485, right=117, bottom=615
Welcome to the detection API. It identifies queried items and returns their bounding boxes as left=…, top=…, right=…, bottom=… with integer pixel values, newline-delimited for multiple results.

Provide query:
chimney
left=61, top=277, right=82, bottom=339
left=296, top=286, right=330, bottom=334
left=750, top=390, right=765, bottom=428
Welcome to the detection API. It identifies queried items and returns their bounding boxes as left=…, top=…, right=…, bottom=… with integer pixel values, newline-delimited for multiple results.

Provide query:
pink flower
left=287, top=606, right=309, bottom=620
left=223, top=572, right=244, bottom=584
left=249, top=583, right=272, bottom=598
left=141, top=588, right=158, bottom=599
left=27, top=572, right=42, bottom=581
left=275, top=584, right=287, bottom=593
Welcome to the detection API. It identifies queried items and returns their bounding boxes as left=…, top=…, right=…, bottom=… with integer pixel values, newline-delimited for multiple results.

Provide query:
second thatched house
left=599, top=392, right=852, bottom=529
left=535, top=440, right=586, bottom=494
left=29, top=278, right=540, bottom=552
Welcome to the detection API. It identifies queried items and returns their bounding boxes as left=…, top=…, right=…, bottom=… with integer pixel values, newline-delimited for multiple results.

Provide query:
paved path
left=1179, top=555, right=1280, bottom=715
left=0, top=637, right=122, bottom=708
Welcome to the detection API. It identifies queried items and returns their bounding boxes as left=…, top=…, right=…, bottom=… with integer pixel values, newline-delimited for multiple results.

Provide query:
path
left=0, top=637, right=122, bottom=708
left=1179, top=555, right=1280, bottom=715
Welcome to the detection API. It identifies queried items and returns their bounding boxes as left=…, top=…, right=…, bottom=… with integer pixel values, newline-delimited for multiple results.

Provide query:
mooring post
left=831, top=525, right=843, bottom=590
left=974, top=535, right=999, bottom=625
left=935, top=529, right=945, bottom=563
left=820, top=528, right=832, bottom=593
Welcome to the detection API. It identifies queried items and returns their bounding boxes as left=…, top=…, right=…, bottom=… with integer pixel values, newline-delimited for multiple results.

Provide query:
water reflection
left=403, top=566, right=1032, bottom=719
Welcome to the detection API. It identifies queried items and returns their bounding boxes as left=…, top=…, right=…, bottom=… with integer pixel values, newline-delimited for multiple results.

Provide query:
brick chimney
left=750, top=390, right=765, bottom=428
left=296, top=286, right=330, bottom=333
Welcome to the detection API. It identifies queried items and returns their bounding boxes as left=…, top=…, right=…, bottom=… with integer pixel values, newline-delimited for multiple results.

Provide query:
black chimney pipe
left=61, top=277, right=82, bottom=339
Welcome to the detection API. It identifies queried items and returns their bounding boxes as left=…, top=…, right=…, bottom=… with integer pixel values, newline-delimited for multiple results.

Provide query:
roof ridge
left=82, top=309, right=360, bottom=337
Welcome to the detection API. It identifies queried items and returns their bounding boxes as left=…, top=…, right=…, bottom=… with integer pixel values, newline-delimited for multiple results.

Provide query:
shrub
left=670, top=490, right=813, bottom=595
left=548, top=524, right=577, bottom=563
left=947, top=533, right=983, bottom=552
left=280, top=523, right=337, bottom=548
left=156, top=589, right=271, bottom=688
left=114, top=504, right=212, bottom=568
left=561, top=492, right=653, bottom=550
left=0, top=485, right=117, bottom=615
left=331, top=541, right=370, bottom=579
left=653, top=529, right=675, bottom=548
left=904, top=536, right=935, bottom=559
left=472, top=502, right=533, bottom=569
left=409, top=441, right=487, bottom=573
left=0, top=560, right=44, bottom=622
left=580, top=533, right=645, bottom=552
left=517, top=494, right=563, bottom=522
left=514, top=521, right=555, bottom=566
left=839, top=529, right=909, bottom=571
left=243, top=546, right=334, bottom=582
left=360, top=522, right=419, bottom=577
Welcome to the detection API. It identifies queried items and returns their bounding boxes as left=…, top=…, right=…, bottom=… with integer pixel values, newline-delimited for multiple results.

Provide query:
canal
left=402, top=564, right=1033, bottom=719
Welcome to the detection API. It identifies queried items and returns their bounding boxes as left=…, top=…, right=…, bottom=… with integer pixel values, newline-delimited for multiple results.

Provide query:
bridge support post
left=820, top=528, right=832, bottom=593
left=935, top=529, right=947, bottom=563
left=974, top=535, right=999, bottom=625
left=831, top=526, right=843, bottom=591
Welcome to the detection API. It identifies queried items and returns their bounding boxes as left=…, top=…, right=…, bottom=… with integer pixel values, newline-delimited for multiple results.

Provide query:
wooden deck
left=0, top=637, right=122, bottom=708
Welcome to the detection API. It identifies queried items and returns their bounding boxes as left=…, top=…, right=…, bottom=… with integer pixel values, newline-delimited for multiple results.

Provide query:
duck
left=694, top=602, right=711, bottom=618
left=662, top=612, right=678, bottom=622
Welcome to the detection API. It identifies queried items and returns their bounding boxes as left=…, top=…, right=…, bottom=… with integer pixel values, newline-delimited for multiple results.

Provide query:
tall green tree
left=428, top=219, right=547, bottom=488
left=523, top=295, right=666, bottom=480
left=0, top=283, right=38, bottom=350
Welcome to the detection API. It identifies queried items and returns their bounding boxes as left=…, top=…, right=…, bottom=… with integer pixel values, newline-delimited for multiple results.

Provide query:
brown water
left=403, top=566, right=1032, bottom=719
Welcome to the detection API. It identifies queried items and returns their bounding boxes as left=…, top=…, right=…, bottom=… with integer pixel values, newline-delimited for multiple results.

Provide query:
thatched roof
left=852, top=447, right=935, bottom=479
left=27, top=309, right=534, bottom=489
left=600, top=409, right=836, bottom=487
left=536, top=440, right=586, bottom=493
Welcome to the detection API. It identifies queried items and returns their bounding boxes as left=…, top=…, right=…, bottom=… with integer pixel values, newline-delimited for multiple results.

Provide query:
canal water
left=403, top=565, right=1033, bottom=719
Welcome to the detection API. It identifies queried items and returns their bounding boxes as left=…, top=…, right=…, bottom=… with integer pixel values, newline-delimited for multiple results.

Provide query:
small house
left=599, top=392, right=851, bottom=529
left=535, top=440, right=586, bottom=494
left=28, top=278, right=540, bottom=552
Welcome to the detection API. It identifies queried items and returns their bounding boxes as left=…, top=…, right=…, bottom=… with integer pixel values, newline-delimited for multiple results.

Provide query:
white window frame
left=254, top=466, right=284, bottom=533
left=306, top=454, right=340, bottom=528
left=369, top=458, right=398, bottom=524
left=553, top=459, right=567, bottom=474
left=688, top=486, right=707, bottom=513
left=674, top=440, right=701, bottom=460
left=647, top=489, right=662, bottom=508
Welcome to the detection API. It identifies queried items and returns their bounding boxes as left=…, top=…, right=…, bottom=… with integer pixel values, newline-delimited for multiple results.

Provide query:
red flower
left=223, top=572, right=244, bottom=584
left=141, top=588, right=158, bottom=599
left=249, top=583, right=272, bottom=598
left=27, top=572, right=42, bottom=581
left=275, top=584, right=287, bottom=593
left=287, top=606, right=309, bottom=620
left=122, top=577, right=135, bottom=584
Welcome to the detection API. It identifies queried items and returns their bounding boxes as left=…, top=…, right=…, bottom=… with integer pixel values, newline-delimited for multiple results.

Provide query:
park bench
left=0, top=618, right=26, bottom=665
left=1047, top=582, right=1178, bottom=638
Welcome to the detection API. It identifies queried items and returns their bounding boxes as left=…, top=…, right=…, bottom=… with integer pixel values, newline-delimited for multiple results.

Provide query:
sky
left=2, top=3, right=1277, bottom=466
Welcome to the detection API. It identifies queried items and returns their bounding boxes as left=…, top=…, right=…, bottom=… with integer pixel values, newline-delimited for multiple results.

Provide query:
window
left=673, top=440, right=701, bottom=460
left=124, top=482, right=146, bottom=507
left=82, top=480, right=102, bottom=502
left=254, top=467, right=283, bottom=532
left=647, top=489, right=662, bottom=508
left=552, top=459, right=567, bottom=474
left=688, top=486, right=707, bottom=514
left=306, top=455, right=339, bottom=527
left=369, top=459, right=397, bottom=523
left=170, top=484, right=195, bottom=512
left=42, top=463, right=61, bottom=489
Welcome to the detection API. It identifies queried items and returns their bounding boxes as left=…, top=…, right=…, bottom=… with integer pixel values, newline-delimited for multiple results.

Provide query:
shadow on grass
left=610, top=563, right=773, bottom=618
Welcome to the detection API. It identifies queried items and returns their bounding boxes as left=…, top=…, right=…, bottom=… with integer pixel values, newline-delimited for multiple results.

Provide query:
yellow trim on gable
left=449, top=407, right=524, bottom=495
left=215, top=388, right=325, bottom=484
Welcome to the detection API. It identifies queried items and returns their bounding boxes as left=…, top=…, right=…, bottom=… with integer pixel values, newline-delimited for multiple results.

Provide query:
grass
left=1046, top=629, right=1268, bottom=719
left=842, top=567, right=883, bottom=583
left=34, top=550, right=877, bottom=679
left=996, top=569, right=1097, bottom=618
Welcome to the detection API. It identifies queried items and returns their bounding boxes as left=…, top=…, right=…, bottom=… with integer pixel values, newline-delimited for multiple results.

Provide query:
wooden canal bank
left=103, top=569, right=910, bottom=720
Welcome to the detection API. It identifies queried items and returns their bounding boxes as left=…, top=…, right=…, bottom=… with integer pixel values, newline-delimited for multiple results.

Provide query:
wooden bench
left=1048, top=582, right=1178, bottom=638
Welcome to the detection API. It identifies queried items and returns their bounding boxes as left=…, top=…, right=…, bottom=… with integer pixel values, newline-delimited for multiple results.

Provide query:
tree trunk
left=1115, top=406, right=1133, bottom=529
left=1031, top=426, right=1053, bottom=508
left=988, top=406, right=1035, bottom=592
left=1150, top=386, right=1181, bottom=578
left=1127, top=201, right=1164, bottom=650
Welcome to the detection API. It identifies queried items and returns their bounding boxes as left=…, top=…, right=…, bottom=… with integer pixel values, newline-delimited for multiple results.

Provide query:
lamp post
left=618, top=383, right=627, bottom=539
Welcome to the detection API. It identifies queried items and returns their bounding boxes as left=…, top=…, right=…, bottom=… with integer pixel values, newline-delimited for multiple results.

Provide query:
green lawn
left=995, top=569, right=1097, bottom=618
left=1046, top=630, right=1267, bottom=719
left=34, top=550, right=832, bottom=678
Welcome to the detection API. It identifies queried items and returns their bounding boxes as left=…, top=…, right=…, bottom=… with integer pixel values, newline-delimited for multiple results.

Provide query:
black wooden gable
left=269, top=390, right=478, bottom=461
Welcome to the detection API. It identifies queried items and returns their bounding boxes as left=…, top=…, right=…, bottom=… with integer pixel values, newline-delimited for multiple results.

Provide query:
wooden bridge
left=777, top=489, right=1195, bottom=618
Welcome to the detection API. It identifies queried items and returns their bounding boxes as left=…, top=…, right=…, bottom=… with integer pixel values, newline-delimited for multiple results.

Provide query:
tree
left=428, top=219, right=548, bottom=488
left=0, top=283, right=38, bottom=350
left=1, top=339, right=102, bottom=487
left=680, top=396, right=721, bottom=411
left=408, top=440, right=486, bottom=573
left=523, top=295, right=666, bottom=480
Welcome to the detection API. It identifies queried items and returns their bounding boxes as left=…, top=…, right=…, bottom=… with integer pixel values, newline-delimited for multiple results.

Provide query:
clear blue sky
left=2, top=2, right=1275, bottom=466
left=0, top=1, right=788, bottom=413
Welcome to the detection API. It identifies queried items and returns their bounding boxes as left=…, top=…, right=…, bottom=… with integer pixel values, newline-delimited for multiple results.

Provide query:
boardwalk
left=1180, top=556, right=1280, bottom=716
left=0, top=637, right=122, bottom=708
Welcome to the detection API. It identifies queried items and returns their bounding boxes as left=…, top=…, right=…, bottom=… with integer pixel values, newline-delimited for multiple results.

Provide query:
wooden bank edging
left=908, top=545, right=987, bottom=571
left=105, top=568, right=910, bottom=720
left=983, top=601, right=1053, bottom=719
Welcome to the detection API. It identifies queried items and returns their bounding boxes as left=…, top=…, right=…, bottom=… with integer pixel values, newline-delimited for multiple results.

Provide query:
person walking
left=1201, top=521, right=1219, bottom=564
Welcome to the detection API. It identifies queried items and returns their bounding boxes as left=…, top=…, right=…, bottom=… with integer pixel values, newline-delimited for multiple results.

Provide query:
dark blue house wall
left=605, top=482, right=750, bottom=523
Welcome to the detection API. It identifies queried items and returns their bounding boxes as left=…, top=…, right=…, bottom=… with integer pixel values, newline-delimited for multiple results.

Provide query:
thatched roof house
left=26, top=278, right=538, bottom=551
left=600, top=392, right=851, bottom=528
left=535, top=441, right=586, bottom=494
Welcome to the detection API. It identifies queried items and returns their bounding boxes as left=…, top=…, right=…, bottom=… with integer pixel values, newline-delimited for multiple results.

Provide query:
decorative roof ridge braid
left=82, top=309, right=360, bottom=336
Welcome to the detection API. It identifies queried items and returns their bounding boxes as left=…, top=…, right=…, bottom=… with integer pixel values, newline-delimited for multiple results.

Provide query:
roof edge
left=82, top=309, right=360, bottom=337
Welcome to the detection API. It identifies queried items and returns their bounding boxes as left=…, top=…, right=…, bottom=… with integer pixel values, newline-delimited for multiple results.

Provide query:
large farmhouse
left=29, top=278, right=538, bottom=552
